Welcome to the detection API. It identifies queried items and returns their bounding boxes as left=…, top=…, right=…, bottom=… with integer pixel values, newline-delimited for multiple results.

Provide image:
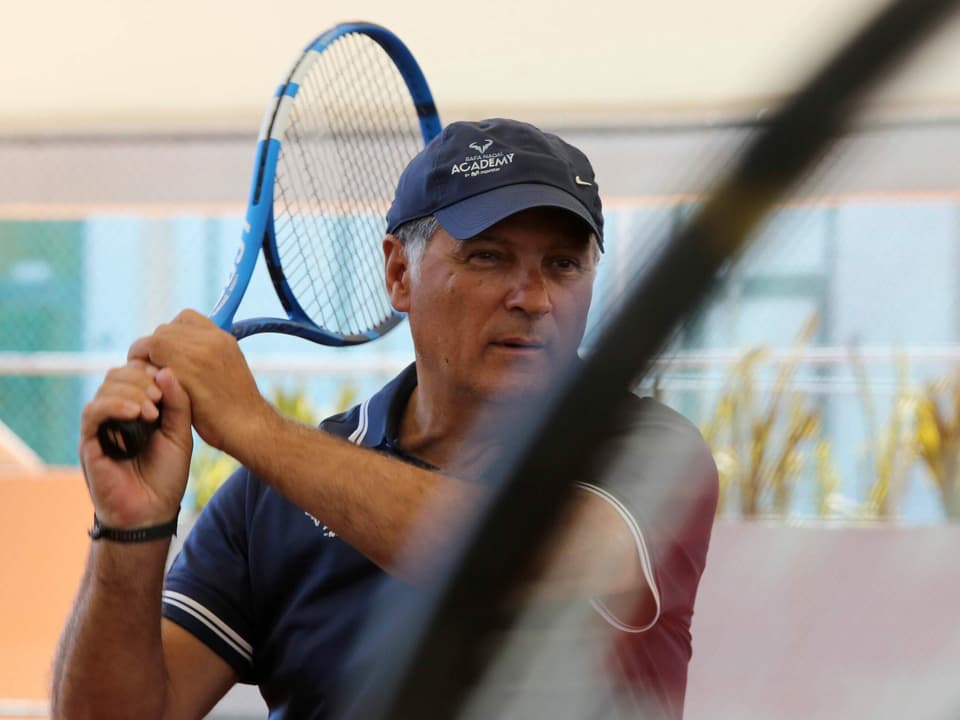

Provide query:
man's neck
left=397, top=381, right=512, bottom=479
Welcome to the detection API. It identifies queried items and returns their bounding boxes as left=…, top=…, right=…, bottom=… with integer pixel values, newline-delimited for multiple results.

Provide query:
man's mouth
left=491, top=338, right=546, bottom=351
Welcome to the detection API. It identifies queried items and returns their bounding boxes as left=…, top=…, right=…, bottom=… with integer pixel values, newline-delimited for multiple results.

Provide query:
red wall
left=687, top=522, right=960, bottom=719
left=0, top=471, right=90, bottom=715
left=4, top=474, right=960, bottom=719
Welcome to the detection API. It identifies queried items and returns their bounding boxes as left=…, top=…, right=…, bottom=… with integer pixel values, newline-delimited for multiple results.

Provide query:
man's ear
left=383, top=234, right=412, bottom=312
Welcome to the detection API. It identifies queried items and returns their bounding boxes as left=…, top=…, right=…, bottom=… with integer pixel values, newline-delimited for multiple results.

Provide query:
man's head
left=383, top=119, right=604, bottom=403
left=387, top=118, right=603, bottom=253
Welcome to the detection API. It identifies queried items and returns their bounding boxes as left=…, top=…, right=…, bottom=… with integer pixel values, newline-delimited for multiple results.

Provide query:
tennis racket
left=97, top=22, right=442, bottom=460
left=336, top=1, right=960, bottom=718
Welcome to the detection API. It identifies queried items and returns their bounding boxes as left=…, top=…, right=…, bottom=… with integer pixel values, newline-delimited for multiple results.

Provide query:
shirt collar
left=354, top=362, right=418, bottom=450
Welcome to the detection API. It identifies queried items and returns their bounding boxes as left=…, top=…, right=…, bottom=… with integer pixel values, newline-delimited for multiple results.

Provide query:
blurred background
left=3, top=0, right=960, bottom=718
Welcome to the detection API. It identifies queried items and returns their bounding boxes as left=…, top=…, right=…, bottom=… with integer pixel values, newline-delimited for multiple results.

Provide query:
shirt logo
left=305, top=511, right=337, bottom=538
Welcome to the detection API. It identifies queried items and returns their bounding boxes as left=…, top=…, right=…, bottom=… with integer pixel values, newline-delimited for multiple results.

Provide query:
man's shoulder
left=610, top=393, right=718, bottom=484
left=615, top=393, right=705, bottom=441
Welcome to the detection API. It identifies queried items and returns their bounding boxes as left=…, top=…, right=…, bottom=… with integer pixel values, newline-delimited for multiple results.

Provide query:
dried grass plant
left=190, top=382, right=357, bottom=512
left=913, top=373, right=960, bottom=520
left=847, top=347, right=915, bottom=519
left=702, top=315, right=821, bottom=518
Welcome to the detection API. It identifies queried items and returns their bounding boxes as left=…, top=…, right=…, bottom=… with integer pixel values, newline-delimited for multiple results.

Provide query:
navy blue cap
left=386, top=118, right=604, bottom=250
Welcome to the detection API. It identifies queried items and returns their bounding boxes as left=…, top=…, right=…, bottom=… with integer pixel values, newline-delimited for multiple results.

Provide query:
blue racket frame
left=210, top=22, right=443, bottom=345
left=96, top=23, right=441, bottom=460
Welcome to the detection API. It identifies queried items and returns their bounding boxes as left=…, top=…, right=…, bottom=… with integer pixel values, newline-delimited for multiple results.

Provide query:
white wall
left=4, top=0, right=960, bottom=133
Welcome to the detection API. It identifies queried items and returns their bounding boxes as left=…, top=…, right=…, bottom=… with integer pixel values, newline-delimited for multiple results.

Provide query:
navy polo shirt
left=162, top=363, right=717, bottom=719
left=163, top=365, right=421, bottom=718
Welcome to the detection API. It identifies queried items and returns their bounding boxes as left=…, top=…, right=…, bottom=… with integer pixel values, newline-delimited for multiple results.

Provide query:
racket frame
left=96, top=23, right=440, bottom=460
left=210, top=22, right=442, bottom=345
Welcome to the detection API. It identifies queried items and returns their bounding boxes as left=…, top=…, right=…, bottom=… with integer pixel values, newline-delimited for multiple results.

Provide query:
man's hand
left=127, top=309, right=273, bottom=458
left=79, top=360, right=193, bottom=528
left=61, top=352, right=238, bottom=720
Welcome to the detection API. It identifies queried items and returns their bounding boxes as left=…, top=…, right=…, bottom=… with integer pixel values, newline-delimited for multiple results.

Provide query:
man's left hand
left=127, top=309, right=272, bottom=457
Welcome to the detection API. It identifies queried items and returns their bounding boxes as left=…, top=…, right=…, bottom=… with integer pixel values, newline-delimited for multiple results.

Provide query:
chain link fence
left=3, top=126, right=960, bottom=522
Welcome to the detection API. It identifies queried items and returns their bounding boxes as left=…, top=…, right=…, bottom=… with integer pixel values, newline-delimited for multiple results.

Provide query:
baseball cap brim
left=433, top=183, right=604, bottom=250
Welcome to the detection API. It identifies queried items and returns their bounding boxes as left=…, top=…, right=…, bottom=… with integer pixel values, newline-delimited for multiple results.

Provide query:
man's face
left=393, top=207, right=597, bottom=403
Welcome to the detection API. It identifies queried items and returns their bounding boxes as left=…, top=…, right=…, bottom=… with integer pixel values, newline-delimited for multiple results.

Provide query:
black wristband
left=88, top=507, right=180, bottom=543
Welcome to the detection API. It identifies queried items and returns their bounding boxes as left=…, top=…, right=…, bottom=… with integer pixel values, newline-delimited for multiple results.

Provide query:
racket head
left=98, top=23, right=438, bottom=460
left=217, top=22, right=441, bottom=346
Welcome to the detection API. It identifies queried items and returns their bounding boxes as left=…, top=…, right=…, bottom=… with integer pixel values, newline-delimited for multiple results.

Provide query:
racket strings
left=288, top=81, right=401, bottom=335
left=278, top=42, right=363, bottom=307
left=277, top=130, right=380, bottom=332
left=272, top=32, right=424, bottom=339
left=304, top=38, right=398, bottom=328
left=276, top=64, right=377, bottom=334
left=275, top=103, right=357, bottom=332
left=323, top=37, right=426, bottom=309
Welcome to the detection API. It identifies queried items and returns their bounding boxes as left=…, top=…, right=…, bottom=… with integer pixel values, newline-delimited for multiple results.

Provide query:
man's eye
left=468, top=251, right=500, bottom=263
left=552, top=258, right=582, bottom=271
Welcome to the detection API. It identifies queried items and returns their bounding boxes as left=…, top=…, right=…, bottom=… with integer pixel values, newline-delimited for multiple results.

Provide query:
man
left=53, top=118, right=717, bottom=719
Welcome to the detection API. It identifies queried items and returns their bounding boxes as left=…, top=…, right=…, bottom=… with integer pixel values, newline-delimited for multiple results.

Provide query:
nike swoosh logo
left=575, top=176, right=592, bottom=186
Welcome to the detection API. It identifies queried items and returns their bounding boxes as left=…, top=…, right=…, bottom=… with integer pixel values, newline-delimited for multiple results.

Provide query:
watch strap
left=89, top=507, right=180, bottom=543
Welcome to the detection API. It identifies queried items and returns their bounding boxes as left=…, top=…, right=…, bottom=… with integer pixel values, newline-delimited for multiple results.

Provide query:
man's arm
left=128, top=311, right=646, bottom=598
left=230, top=408, right=645, bottom=598
left=52, top=361, right=236, bottom=719
left=52, top=543, right=237, bottom=720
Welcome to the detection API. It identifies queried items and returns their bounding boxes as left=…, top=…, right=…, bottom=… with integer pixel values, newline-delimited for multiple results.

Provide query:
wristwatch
left=88, top=507, right=180, bottom=543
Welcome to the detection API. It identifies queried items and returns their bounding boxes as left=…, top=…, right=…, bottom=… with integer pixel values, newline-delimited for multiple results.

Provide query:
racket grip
left=97, top=415, right=161, bottom=460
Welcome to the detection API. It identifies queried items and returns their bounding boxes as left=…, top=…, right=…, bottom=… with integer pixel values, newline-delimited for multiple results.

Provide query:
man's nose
left=505, top=266, right=552, bottom=315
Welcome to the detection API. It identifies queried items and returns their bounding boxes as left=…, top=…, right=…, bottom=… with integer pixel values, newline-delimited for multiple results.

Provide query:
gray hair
left=391, top=214, right=602, bottom=279
left=392, top=215, right=441, bottom=281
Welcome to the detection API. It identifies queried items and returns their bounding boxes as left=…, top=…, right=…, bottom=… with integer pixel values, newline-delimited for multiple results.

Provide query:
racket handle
left=97, top=415, right=161, bottom=460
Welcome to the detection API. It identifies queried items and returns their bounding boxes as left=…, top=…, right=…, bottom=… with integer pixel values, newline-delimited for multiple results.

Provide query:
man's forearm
left=225, top=412, right=644, bottom=598
left=227, top=411, right=485, bottom=583
left=52, top=541, right=171, bottom=720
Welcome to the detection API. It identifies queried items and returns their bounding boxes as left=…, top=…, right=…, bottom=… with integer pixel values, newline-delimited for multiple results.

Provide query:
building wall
left=3, top=1, right=960, bottom=133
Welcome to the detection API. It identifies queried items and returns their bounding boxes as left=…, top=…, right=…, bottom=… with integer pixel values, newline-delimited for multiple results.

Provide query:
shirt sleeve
left=162, top=467, right=258, bottom=681
left=586, top=396, right=719, bottom=634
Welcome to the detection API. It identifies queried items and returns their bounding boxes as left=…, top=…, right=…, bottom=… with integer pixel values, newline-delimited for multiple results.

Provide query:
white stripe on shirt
left=347, top=398, right=370, bottom=445
left=576, top=481, right=662, bottom=633
left=162, top=590, right=253, bottom=663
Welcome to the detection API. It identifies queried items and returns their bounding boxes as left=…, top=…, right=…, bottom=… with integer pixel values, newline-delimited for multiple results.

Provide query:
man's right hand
left=78, top=360, right=193, bottom=529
